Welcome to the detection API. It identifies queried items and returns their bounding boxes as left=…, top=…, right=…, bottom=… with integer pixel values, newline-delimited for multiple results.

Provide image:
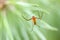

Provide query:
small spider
left=22, top=13, right=44, bottom=30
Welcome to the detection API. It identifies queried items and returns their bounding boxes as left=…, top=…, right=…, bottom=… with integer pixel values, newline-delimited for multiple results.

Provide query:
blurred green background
left=0, top=0, right=60, bottom=40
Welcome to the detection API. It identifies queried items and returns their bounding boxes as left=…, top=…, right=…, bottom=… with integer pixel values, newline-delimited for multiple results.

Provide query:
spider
left=22, top=13, right=44, bottom=30
left=0, top=0, right=6, bottom=10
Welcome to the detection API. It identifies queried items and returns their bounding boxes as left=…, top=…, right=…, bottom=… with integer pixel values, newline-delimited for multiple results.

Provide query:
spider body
left=32, top=16, right=36, bottom=25
left=23, top=16, right=40, bottom=25
left=22, top=14, right=43, bottom=30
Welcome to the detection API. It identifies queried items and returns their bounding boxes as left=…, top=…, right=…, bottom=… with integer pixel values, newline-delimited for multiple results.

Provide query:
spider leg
left=40, top=13, right=44, bottom=19
left=38, top=11, right=44, bottom=19
left=22, top=15, right=32, bottom=21
left=36, top=24, right=40, bottom=27
left=31, top=24, right=34, bottom=31
left=36, top=17, right=40, bottom=19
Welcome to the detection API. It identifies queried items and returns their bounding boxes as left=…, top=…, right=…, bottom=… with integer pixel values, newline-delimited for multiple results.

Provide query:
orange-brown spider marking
left=32, top=16, right=36, bottom=25
left=0, top=0, right=5, bottom=9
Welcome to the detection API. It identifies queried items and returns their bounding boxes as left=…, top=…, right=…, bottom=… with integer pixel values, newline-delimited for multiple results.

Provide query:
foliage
left=0, top=0, right=60, bottom=40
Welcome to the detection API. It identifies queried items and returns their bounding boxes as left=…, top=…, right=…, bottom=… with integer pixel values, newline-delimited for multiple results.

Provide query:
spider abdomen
left=32, top=16, right=36, bottom=25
